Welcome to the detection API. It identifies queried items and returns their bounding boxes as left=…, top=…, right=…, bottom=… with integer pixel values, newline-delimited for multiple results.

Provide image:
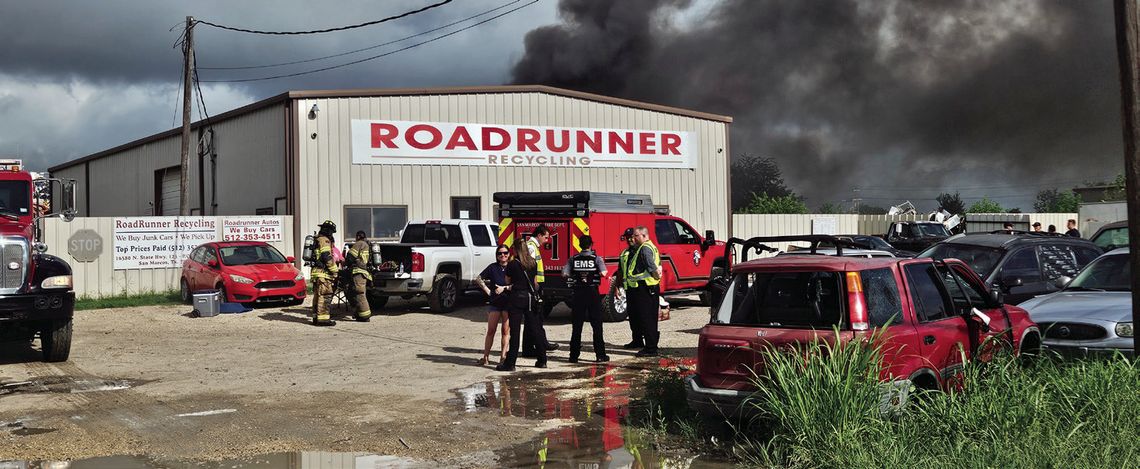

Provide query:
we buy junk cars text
left=349, top=120, right=699, bottom=169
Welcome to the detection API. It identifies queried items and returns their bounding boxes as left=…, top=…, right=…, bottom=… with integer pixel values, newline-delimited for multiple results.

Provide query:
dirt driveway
left=0, top=295, right=708, bottom=464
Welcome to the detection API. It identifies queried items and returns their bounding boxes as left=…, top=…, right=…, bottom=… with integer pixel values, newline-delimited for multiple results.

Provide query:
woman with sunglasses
left=474, top=244, right=513, bottom=366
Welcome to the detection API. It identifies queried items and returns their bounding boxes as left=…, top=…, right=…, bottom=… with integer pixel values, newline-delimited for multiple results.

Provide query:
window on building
left=451, top=197, right=481, bottom=220
left=344, top=206, right=407, bottom=240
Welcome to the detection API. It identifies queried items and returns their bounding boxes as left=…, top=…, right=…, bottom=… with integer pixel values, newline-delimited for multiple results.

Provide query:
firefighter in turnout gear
left=521, top=224, right=559, bottom=357
left=310, top=220, right=339, bottom=326
left=346, top=230, right=372, bottom=322
left=625, top=226, right=661, bottom=356
left=561, top=235, right=609, bottom=363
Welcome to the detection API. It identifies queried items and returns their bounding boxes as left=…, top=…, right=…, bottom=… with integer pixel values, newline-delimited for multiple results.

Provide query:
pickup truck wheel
left=428, top=274, right=458, bottom=313
left=601, top=285, right=628, bottom=323
left=180, top=278, right=192, bottom=304
left=40, top=318, right=72, bottom=362
left=366, top=291, right=389, bottom=310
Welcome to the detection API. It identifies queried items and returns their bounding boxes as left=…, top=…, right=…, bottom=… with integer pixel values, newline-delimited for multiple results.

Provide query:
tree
left=967, top=197, right=1004, bottom=213
left=730, top=155, right=795, bottom=212
left=1033, top=188, right=1080, bottom=212
left=935, top=192, right=966, bottom=215
left=817, top=202, right=843, bottom=214
left=856, top=204, right=888, bottom=214
left=1008, top=207, right=1022, bottom=214
left=740, top=192, right=808, bottom=214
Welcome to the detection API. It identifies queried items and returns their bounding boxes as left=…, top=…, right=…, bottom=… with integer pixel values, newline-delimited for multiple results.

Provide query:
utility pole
left=1112, top=0, right=1140, bottom=354
left=178, top=16, right=194, bottom=217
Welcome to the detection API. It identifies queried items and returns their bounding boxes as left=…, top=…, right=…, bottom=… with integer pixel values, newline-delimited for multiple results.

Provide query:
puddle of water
left=0, top=376, right=140, bottom=396
left=450, top=360, right=730, bottom=468
left=11, top=427, right=56, bottom=436
left=1, top=451, right=427, bottom=469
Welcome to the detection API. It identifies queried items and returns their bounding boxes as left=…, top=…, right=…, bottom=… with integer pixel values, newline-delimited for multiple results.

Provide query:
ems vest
left=625, top=241, right=661, bottom=288
left=346, top=239, right=372, bottom=280
left=310, top=234, right=339, bottom=280
left=568, top=251, right=601, bottom=288
left=527, top=237, right=545, bottom=283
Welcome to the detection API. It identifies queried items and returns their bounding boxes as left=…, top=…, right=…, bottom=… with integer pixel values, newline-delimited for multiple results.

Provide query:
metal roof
left=49, top=85, right=733, bottom=172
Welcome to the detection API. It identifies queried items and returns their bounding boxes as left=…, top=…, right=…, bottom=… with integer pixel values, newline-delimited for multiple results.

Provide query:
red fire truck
left=0, top=160, right=79, bottom=362
left=493, top=191, right=727, bottom=322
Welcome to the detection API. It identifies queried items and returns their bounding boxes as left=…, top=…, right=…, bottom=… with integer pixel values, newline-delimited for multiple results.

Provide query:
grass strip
left=75, top=291, right=183, bottom=311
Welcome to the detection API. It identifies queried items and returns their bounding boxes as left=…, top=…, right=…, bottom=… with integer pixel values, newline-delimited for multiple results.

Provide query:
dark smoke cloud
left=511, top=0, right=1124, bottom=210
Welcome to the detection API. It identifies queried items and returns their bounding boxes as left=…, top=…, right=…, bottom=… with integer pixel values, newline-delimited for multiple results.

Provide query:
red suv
left=180, top=241, right=306, bottom=306
left=686, top=236, right=1041, bottom=418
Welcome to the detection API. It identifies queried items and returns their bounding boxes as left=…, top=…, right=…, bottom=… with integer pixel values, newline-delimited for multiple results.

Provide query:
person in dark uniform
left=562, top=235, right=609, bottom=363
left=497, top=242, right=547, bottom=371
left=614, top=228, right=643, bottom=349
left=625, top=226, right=662, bottom=357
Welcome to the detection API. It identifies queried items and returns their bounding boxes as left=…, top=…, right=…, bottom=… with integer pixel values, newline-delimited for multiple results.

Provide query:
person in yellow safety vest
left=625, top=226, right=661, bottom=357
left=346, top=230, right=373, bottom=322
left=615, top=228, right=644, bottom=349
left=310, top=220, right=339, bottom=326
left=521, top=224, right=559, bottom=357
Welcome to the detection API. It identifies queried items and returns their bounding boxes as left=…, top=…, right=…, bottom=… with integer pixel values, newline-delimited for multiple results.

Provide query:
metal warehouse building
left=50, top=85, right=732, bottom=250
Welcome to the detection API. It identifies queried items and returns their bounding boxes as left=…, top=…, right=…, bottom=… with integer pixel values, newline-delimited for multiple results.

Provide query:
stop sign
left=68, top=229, right=103, bottom=263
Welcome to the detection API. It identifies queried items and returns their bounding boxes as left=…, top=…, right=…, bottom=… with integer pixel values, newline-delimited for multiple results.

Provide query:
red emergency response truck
left=493, top=191, right=727, bottom=322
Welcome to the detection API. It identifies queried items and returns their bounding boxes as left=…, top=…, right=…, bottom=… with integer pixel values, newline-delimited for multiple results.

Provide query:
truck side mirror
left=703, top=230, right=716, bottom=249
left=988, top=288, right=1004, bottom=305
left=60, top=179, right=77, bottom=222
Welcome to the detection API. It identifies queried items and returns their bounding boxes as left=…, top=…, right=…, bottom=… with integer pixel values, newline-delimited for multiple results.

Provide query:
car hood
left=1020, top=291, right=1133, bottom=323
left=225, top=263, right=299, bottom=281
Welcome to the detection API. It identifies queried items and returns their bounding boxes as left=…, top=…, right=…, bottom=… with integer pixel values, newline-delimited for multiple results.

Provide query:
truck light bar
left=0, top=159, right=22, bottom=172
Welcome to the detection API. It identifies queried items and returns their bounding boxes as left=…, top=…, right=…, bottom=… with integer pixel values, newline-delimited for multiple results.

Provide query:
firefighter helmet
left=318, top=220, right=337, bottom=234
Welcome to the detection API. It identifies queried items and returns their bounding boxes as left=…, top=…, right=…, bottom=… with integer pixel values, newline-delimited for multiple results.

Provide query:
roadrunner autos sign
left=350, top=120, right=698, bottom=169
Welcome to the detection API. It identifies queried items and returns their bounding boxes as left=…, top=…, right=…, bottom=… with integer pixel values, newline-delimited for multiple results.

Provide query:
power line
left=200, top=0, right=539, bottom=83
left=195, top=0, right=454, bottom=35
left=200, top=0, right=524, bottom=70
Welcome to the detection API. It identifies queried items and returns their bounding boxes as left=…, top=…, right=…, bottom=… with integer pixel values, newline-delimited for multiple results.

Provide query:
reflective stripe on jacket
left=625, top=241, right=660, bottom=288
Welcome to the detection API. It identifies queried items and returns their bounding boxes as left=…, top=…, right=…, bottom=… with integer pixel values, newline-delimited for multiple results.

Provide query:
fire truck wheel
left=180, top=278, right=192, bottom=304
left=366, top=291, right=389, bottom=310
left=40, top=318, right=72, bottom=362
left=428, top=274, right=458, bottom=313
left=602, top=287, right=628, bottom=323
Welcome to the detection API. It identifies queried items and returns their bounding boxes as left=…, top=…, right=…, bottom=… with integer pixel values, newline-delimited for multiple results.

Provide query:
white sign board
left=811, top=217, right=838, bottom=235
left=350, top=120, right=698, bottom=169
left=113, top=217, right=218, bottom=270
left=221, top=217, right=284, bottom=242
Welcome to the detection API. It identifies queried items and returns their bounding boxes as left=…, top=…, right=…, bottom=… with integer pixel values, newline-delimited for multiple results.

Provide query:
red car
left=179, top=241, right=306, bottom=306
left=686, top=236, right=1041, bottom=418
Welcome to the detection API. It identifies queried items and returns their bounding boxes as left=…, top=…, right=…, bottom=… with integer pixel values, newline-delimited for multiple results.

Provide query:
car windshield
left=915, top=224, right=950, bottom=237
left=219, top=245, right=287, bottom=266
left=0, top=180, right=31, bottom=217
left=918, top=244, right=1004, bottom=278
left=713, top=271, right=845, bottom=328
left=1067, top=254, right=1131, bottom=291
left=1092, top=226, right=1128, bottom=251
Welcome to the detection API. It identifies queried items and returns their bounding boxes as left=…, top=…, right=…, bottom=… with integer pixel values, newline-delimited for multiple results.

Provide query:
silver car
left=1019, top=248, right=1135, bottom=357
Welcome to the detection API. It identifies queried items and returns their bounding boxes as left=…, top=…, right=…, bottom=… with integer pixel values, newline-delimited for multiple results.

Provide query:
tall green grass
left=737, top=336, right=1140, bottom=468
left=74, top=290, right=182, bottom=310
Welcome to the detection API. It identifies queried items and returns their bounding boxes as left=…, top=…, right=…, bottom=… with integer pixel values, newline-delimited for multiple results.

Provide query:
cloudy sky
left=0, top=0, right=1128, bottom=211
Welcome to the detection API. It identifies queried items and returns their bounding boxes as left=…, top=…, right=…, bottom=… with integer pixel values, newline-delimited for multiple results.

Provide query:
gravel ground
left=0, top=294, right=708, bottom=464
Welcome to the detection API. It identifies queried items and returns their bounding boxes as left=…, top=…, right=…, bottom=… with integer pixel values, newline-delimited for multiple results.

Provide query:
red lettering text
left=370, top=123, right=398, bottom=149
left=608, top=131, right=633, bottom=154
left=483, top=127, right=510, bottom=151
left=445, top=126, right=478, bottom=151
left=405, top=124, right=442, bottom=150
left=517, top=128, right=541, bottom=152
left=660, top=133, right=682, bottom=155
left=546, top=129, right=570, bottom=152
left=576, top=131, right=602, bottom=153
left=639, top=133, right=657, bottom=154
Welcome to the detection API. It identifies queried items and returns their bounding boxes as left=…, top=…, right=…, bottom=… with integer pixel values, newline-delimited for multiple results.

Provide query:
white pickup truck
left=367, top=219, right=498, bottom=313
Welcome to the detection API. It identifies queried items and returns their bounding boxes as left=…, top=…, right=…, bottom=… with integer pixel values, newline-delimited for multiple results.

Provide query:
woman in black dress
left=496, top=242, right=547, bottom=371
left=475, top=244, right=512, bottom=365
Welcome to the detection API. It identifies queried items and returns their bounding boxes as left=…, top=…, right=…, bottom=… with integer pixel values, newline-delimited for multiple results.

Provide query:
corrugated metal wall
left=295, top=92, right=730, bottom=241
left=44, top=216, right=294, bottom=298
left=51, top=104, right=287, bottom=217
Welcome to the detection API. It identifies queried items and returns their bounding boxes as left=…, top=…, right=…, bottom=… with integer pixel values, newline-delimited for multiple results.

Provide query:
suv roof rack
left=726, top=235, right=873, bottom=263
left=986, top=230, right=1066, bottom=237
